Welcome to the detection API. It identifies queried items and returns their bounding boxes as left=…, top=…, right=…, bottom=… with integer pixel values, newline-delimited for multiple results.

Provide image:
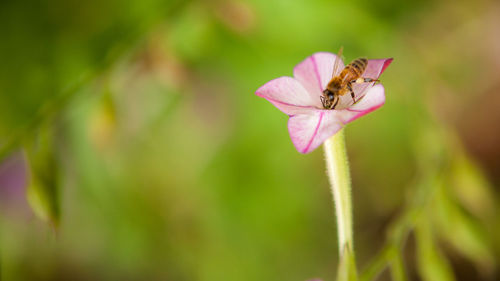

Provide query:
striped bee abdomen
left=341, top=58, right=367, bottom=81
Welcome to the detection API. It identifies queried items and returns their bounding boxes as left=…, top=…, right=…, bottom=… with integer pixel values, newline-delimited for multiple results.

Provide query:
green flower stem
left=323, top=129, right=357, bottom=280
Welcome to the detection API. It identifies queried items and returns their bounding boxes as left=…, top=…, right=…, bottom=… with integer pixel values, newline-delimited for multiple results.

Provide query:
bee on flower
left=256, top=51, right=392, bottom=153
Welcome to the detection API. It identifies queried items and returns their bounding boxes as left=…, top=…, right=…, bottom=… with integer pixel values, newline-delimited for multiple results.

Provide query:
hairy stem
left=323, top=129, right=357, bottom=280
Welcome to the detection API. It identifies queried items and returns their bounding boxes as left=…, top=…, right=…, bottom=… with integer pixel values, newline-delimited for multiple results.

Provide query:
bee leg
left=352, top=78, right=380, bottom=84
left=331, top=95, right=339, bottom=110
left=347, top=83, right=356, bottom=103
left=362, top=77, right=380, bottom=84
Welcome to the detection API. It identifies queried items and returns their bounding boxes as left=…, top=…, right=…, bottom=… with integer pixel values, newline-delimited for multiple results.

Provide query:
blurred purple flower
left=0, top=151, right=31, bottom=217
left=256, top=52, right=392, bottom=153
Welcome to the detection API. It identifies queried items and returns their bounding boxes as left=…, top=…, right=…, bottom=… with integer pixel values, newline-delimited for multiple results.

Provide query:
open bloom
left=256, top=52, right=392, bottom=153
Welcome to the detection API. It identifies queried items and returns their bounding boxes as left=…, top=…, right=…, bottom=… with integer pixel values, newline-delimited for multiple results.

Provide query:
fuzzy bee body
left=321, top=56, right=377, bottom=110
left=339, top=58, right=368, bottom=83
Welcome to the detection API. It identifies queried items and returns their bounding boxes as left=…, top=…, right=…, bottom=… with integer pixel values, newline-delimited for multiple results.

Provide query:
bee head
left=323, top=89, right=335, bottom=101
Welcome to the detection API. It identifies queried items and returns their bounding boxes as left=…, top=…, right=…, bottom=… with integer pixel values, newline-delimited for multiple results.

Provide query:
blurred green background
left=0, top=0, right=499, bottom=280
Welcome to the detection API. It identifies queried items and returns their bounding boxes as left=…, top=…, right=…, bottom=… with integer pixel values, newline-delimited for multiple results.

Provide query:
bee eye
left=328, top=94, right=334, bottom=100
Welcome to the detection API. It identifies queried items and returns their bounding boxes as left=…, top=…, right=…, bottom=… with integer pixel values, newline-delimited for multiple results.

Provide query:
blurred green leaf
left=449, top=150, right=495, bottom=219
left=25, top=123, right=60, bottom=226
left=389, top=251, right=407, bottom=281
left=415, top=217, right=456, bottom=281
left=433, top=182, right=495, bottom=275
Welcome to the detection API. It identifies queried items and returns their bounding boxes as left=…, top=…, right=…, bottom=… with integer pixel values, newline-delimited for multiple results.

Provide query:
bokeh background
left=0, top=0, right=499, bottom=280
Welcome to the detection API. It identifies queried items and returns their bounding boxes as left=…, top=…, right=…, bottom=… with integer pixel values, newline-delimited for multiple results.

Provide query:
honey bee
left=321, top=48, right=379, bottom=109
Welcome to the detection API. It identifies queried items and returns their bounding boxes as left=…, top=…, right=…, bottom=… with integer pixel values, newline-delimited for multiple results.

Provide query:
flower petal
left=293, top=52, right=344, bottom=108
left=288, top=111, right=343, bottom=154
left=338, top=84, right=386, bottom=124
left=288, top=85, right=385, bottom=154
left=367, top=58, right=393, bottom=77
left=256, top=76, right=317, bottom=115
left=350, top=58, right=393, bottom=101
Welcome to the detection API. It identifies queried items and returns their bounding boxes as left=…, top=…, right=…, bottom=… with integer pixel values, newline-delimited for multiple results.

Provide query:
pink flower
left=256, top=52, right=392, bottom=153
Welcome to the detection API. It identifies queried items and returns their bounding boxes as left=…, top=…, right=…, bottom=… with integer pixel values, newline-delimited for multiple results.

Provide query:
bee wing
left=332, top=46, right=343, bottom=77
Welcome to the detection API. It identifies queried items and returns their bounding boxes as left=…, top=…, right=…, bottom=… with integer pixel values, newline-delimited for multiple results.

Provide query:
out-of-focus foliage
left=0, top=0, right=499, bottom=280
left=25, top=123, right=60, bottom=225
